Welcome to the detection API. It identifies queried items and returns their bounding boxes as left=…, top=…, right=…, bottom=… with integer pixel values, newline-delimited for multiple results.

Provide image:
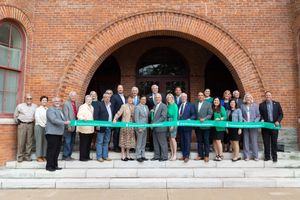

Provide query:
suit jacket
left=111, top=93, right=126, bottom=116
left=91, top=100, right=101, bottom=120
left=259, top=100, right=283, bottom=123
left=146, top=93, right=166, bottom=110
left=240, top=103, right=260, bottom=122
left=46, top=107, right=65, bottom=135
left=195, top=101, right=213, bottom=129
left=234, top=98, right=243, bottom=108
left=178, top=102, right=196, bottom=132
left=152, top=102, right=168, bottom=133
left=63, top=100, right=80, bottom=132
left=76, top=103, right=94, bottom=134
left=174, top=95, right=182, bottom=107
left=226, top=108, right=243, bottom=122
left=96, top=101, right=114, bottom=132
left=134, top=103, right=149, bottom=130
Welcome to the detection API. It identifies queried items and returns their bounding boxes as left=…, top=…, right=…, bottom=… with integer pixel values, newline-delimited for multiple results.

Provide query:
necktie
left=179, top=103, right=185, bottom=119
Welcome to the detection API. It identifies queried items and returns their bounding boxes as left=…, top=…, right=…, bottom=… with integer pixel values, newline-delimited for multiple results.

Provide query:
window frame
left=0, top=20, right=26, bottom=117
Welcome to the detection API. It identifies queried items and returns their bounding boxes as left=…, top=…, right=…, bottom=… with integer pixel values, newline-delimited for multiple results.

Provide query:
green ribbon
left=71, top=120, right=280, bottom=130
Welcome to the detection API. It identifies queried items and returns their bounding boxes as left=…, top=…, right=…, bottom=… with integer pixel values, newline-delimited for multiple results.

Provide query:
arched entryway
left=136, top=47, right=189, bottom=96
left=86, top=56, right=120, bottom=96
left=58, top=10, right=265, bottom=101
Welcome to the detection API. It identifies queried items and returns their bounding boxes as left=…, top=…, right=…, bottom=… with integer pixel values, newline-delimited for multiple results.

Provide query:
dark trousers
left=179, top=128, right=192, bottom=158
left=46, top=134, right=62, bottom=170
left=195, top=128, right=210, bottom=157
left=113, top=128, right=120, bottom=149
left=79, top=133, right=93, bottom=161
left=262, top=129, right=278, bottom=160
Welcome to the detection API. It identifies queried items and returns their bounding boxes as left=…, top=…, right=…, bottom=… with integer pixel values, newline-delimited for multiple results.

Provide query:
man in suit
left=194, top=92, right=213, bottom=162
left=131, top=86, right=140, bottom=106
left=178, top=93, right=197, bottom=163
left=45, top=96, right=70, bottom=171
left=111, top=85, right=126, bottom=152
left=62, top=91, right=80, bottom=161
left=134, top=95, right=149, bottom=162
left=259, top=91, right=283, bottom=162
left=146, top=84, right=159, bottom=110
left=95, top=93, right=114, bottom=162
left=150, top=93, right=168, bottom=161
left=174, top=86, right=182, bottom=106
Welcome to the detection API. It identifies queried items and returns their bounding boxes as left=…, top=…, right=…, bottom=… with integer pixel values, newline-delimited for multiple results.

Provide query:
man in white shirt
left=14, top=93, right=37, bottom=162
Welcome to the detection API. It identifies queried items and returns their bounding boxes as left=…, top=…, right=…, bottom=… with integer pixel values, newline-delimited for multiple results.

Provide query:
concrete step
left=5, top=159, right=300, bottom=169
left=25, top=151, right=300, bottom=161
left=0, top=178, right=300, bottom=189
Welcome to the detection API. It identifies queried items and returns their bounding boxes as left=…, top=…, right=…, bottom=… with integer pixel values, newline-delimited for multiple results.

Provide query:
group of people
left=13, top=84, right=283, bottom=172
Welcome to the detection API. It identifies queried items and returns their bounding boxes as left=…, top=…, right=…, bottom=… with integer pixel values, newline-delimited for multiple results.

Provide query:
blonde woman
left=240, top=93, right=260, bottom=161
left=166, top=93, right=178, bottom=161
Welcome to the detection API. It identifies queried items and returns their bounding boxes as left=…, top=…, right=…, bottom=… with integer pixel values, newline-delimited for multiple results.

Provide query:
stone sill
left=0, top=118, right=16, bottom=125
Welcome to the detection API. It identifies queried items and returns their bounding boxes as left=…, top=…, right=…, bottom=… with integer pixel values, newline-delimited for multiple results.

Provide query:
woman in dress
left=166, top=93, right=178, bottom=161
left=113, top=95, right=136, bottom=161
left=212, top=97, right=227, bottom=161
left=226, top=99, right=243, bottom=161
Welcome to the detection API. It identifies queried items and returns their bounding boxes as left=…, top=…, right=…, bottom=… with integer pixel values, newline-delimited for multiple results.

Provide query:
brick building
left=0, top=0, right=299, bottom=165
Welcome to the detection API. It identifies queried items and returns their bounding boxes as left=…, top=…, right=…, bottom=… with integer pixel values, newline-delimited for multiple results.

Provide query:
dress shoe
left=151, top=158, right=159, bottom=161
left=46, top=167, right=56, bottom=172
left=184, top=158, right=189, bottom=163
left=37, top=157, right=44, bottom=162
left=17, top=159, right=23, bottom=163
left=137, top=158, right=144, bottom=162
left=194, top=156, right=204, bottom=161
left=43, top=157, right=47, bottom=162
left=24, top=157, right=32, bottom=161
left=121, top=158, right=128, bottom=161
left=79, top=159, right=89, bottom=162
left=64, top=157, right=75, bottom=161
left=204, top=157, right=209, bottom=162
left=55, top=167, right=62, bottom=170
left=97, top=158, right=104, bottom=162
left=232, top=157, right=241, bottom=162
left=273, top=159, right=278, bottom=163
left=127, top=157, right=134, bottom=161
left=142, top=157, right=148, bottom=161
left=159, top=158, right=168, bottom=162
left=113, top=147, right=121, bottom=153
left=178, top=157, right=185, bottom=160
left=264, top=158, right=271, bottom=161
left=104, top=157, right=112, bottom=161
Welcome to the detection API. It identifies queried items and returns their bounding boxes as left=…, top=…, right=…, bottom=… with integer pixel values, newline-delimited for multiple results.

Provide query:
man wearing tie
left=111, top=85, right=127, bottom=152
left=45, top=96, right=70, bottom=171
left=151, top=93, right=168, bottom=161
left=178, top=93, right=197, bottom=163
left=259, top=91, right=283, bottom=162
left=131, top=86, right=140, bottom=106
left=174, top=86, right=182, bottom=106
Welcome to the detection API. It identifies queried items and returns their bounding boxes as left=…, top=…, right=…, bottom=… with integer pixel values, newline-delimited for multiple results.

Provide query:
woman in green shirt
left=212, top=97, right=227, bottom=161
left=166, top=93, right=179, bottom=161
left=204, top=88, right=213, bottom=104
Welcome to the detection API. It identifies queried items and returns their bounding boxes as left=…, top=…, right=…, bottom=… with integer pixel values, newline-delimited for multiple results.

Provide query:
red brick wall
left=0, top=1, right=299, bottom=165
left=0, top=125, right=17, bottom=165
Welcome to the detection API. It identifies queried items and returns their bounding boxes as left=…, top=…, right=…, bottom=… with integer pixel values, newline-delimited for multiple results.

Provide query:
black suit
left=110, top=94, right=126, bottom=149
left=259, top=100, right=283, bottom=161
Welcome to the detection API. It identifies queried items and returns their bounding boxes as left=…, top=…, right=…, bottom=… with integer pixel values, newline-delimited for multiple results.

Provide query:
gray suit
left=46, top=107, right=65, bottom=135
left=134, top=103, right=149, bottom=159
left=195, top=101, right=213, bottom=129
left=240, top=103, right=261, bottom=159
left=63, top=100, right=79, bottom=132
left=152, top=103, right=168, bottom=160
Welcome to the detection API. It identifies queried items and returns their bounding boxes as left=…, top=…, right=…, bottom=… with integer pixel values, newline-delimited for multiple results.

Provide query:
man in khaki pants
left=14, top=94, right=37, bottom=162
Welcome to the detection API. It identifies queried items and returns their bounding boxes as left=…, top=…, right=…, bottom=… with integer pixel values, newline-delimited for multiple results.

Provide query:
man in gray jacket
left=134, top=95, right=149, bottom=162
left=62, top=91, right=80, bottom=160
left=194, top=92, right=213, bottom=162
left=46, top=96, right=70, bottom=172
left=150, top=93, right=168, bottom=161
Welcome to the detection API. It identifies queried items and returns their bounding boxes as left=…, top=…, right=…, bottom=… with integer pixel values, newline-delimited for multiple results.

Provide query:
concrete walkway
left=1, top=189, right=300, bottom=200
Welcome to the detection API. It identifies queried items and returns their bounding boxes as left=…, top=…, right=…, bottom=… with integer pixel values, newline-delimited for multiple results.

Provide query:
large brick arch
left=59, top=10, right=265, bottom=100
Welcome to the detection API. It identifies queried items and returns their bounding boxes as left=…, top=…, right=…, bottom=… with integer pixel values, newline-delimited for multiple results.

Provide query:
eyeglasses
left=26, top=98, right=32, bottom=100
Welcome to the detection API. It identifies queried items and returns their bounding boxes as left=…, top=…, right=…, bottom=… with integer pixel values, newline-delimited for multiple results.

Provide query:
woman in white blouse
left=77, top=95, right=94, bottom=161
left=34, top=96, right=48, bottom=162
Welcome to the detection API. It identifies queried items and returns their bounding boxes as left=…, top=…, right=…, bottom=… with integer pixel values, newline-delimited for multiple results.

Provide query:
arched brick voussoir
left=59, top=10, right=265, bottom=100
left=0, top=5, right=33, bottom=38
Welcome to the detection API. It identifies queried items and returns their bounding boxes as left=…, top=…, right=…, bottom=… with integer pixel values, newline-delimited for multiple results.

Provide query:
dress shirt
left=119, top=94, right=126, bottom=104
left=105, top=102, right=113, bottom=121
left=266, top=100, right=274, bottom=122
left=197, top=101, right=203, bottom=113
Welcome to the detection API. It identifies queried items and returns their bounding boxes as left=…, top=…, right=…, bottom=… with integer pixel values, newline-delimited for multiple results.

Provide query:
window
left=0, top=21, right=24, bottom=115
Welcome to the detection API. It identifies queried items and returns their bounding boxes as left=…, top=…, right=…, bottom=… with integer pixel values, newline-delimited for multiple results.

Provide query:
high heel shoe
left=127, top=157, right=134, bottom=161
left=121, top=157, right=128, bottom=161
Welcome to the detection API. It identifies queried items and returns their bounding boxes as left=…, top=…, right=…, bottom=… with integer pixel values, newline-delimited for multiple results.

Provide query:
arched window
left=137, top=47, right=189, bottom=95
left=0, top=21, right=25, bottom=115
